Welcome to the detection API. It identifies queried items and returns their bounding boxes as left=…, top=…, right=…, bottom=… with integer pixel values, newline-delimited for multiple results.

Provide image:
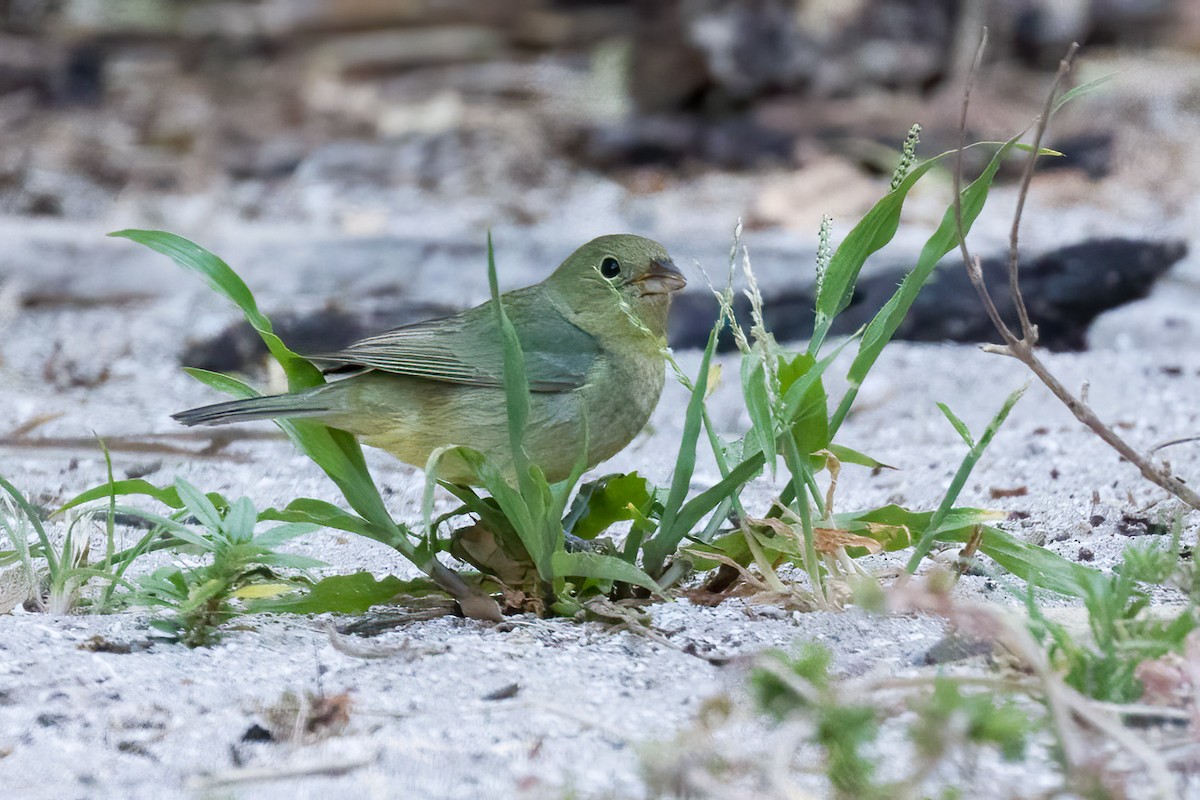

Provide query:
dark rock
left=123, top=461, right=162, bottom=480
left=668, top=238, right=1187, bottom=352
left=61, top=42, right=105, bottom=107
left=918, top=635, right=993, bottom=666
left=240, top=723, right=273, bottom=743
left=1117, top=513, right=1171, bottom=538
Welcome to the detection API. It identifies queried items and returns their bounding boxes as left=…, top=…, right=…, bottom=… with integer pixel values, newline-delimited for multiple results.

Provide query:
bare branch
left=953, top=28, right=1019, bottom=346
left=965, top=253, right=1016, bottom=348
left=1007, top=43, right=1080, bottom=344
left=952, top=39, right=1200, bottom=511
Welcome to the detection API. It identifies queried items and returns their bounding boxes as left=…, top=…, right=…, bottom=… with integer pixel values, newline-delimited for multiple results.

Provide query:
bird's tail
left=172, top=393, right=331, bottom=427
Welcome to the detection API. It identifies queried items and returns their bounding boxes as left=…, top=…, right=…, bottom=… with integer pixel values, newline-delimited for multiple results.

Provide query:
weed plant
left=0, top=451, right=147, bottom=613
left=39, top=126, right=1107, bottom=623
left=127, top=478, right=320, bottom=645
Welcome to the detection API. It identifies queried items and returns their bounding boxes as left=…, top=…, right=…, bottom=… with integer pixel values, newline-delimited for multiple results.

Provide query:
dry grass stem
left=188, top=756, right=374, bottom=790
left=889, top=580, right=1180, bottom=798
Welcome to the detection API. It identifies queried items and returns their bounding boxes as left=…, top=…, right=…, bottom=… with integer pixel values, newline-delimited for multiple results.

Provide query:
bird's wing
left=315, top=289, right=597, bottom=392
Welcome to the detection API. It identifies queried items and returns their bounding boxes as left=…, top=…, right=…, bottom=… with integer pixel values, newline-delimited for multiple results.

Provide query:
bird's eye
left=600, top=256, right=621, bottom=279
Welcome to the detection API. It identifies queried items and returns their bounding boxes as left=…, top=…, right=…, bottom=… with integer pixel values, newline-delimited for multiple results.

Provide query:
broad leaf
left=247, top=572, right=434, bottom=614
left=551, top=551, right=663, bottom=596
left=563, top=473, right=657, bottom=540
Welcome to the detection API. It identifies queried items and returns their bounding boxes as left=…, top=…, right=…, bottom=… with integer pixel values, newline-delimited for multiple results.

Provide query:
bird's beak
left=635, top=257, right=687, bottom=296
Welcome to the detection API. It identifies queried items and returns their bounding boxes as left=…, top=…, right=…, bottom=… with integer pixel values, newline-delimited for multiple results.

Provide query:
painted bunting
left=173, top=234, right=686, bottom=484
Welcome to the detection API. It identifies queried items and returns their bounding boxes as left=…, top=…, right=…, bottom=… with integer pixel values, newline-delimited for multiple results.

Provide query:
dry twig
left=953, top=33, right=1200, bottom=510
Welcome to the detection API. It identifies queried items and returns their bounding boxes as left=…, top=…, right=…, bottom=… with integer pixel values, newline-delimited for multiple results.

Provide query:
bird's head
left=547, top=234, right=686, bottom=338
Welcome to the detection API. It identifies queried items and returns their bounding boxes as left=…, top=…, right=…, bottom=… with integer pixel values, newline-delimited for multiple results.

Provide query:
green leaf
left=252, top=522, right=319, bottom=548
left=0, top=474, right=57, bottom=574
left=741, top=353, right=777, bottom=475
left=1052, top=73, right=1115, bottom=115
left=938, top=524, right=1098, bottom=599
left=57, top=479, right=227, bottom=515
left=257, top=498, right=397, bottom=546
left=547, top=413, right=591, bottom=537
left=108, top=504, right=198, bottom=537
left=246, top=572, right=431, bottom=614
left=551, top=551, right=663, bottom=596
left=831, top=135, right=1022, bottom=434
left=224, top=496, right=258, bottom=541
left=811, top=156, right=947, bottom=351
left=438, top=484, right=521, bottom=549
left=641, top=327, right=719, bottom=577
left=780, top=338, right=853, bottom=426
left=183, top=367, right=259, bottom=399
left=252, top=551, right=326, bottom=571
left=826, top=444, right=893, bottom=470
left=830, top=503, right=1099, bottom=597
left=808, top=141, right=1039, bottom=356
left=110, top=230, right=414, bottom=560
left=174, top=478, right=224, bottom=533
left=487, top=232, right=533, bottom=486
left=670, top=456, right=763, bottom=538
left=778, top=353, right=829, bottom=456
left=830, top=504, right=1002, bottom=555
left=684, top=528, right=753, bottom=571
left=563, top=473, right=656, bottom=540
left=907, top=386, right=1026, bottom=571
left=937, top=402, right=976, bottom=448
left=482, top=233, right=567, bottom=579
left=108, top=230, right=323, bottom=391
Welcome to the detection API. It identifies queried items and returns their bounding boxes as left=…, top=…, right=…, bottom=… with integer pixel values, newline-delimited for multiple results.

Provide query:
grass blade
left=937, top=403, right=976, bottom=448
left=937, top=524, right=1097, bottom=598
left=741, top=351, right=776, bottom=476
left=830, top=135, right=1022, bottom=435
left=810, top=155, right=948, bottom=353
left=112, top=232, right=420, bottom=561
left=109, top=230, right=323, bottom=391
left=173, top=478, right=223, bottom=533
left=906, top=386, right=1026, bottom=570
left=487, top=232, right=533, bottom=486
left=0, top=476, right=56, bottom=574
left=551, top=551, right=663, bottom=596
left=641, top=327, right=719, bottom=578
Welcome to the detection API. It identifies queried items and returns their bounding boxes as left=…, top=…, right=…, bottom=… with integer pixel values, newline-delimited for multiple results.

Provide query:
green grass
left=126, top=478, right=321, bottom=646
left=39, top=128, right=1098, bottom=622
left=0, top=113, right=1152, bottom=651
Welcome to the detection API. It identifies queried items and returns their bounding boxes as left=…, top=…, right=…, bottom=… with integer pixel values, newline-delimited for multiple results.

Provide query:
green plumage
left=173, top=234, right=686, bottom=484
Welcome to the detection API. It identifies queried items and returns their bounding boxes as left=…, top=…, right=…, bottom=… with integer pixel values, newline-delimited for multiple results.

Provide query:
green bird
left=173, top=234, right=686, bottom=485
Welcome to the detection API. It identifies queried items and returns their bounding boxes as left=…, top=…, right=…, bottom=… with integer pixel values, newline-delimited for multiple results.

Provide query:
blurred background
left=2, top=0, right=1200, bottom=356
left=0, top=0, right=1195, bottom=231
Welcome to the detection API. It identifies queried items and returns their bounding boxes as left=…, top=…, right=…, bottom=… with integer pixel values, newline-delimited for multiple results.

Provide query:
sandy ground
left=2, top=135, right=1200, bottom=799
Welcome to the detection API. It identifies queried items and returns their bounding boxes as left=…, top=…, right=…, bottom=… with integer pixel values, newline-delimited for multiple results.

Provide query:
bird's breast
left=575, top=344, right=666, bottom=464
